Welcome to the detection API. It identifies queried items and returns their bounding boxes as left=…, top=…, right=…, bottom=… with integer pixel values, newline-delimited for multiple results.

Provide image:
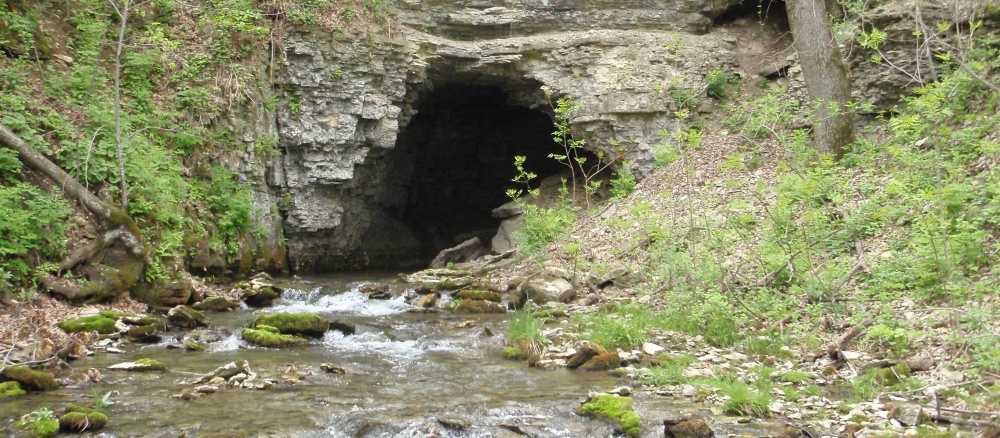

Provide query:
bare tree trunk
left=0, top=123, right=148, bottom=259
left=113, top=0, right=130, bottom=209
left=788, top=0, right=855, bottom=159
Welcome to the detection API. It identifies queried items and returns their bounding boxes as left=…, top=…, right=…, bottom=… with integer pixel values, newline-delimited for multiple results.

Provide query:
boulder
left=889, top=404, right=923, bottom=426
left=167, top=305, right=209, bottom=328
left=59, top=406, right=108, bottom=432
left=566, top=342, right=608, bottom=369
left=253, top=313, right=329, bottom=337
left=577, top=353, right=622, bottom=372
left=455, top=299, right=506, bottom=314
left=430, top=237, right=489, bottom=268
left=454, top=290, right=502, bottom=302
left=242, top=327, right=306, bottom=348
left=414, top=293, right=438, bottom=308
left=522, top=275, right=576, bottom=304
left=1, top=366, right=59, bottom=391
left=108, top=358, right=167, bottom=372
left=492, top=214, right=525, bottom=253
left=664, top=418, right=715, bottom=438
left=192, top=296, right=240, bottom=312
left=126, top=324, right=163, bottom=343
left=577, top=394, right=641, bottom=437
left=329, top=320, right=356, bottom=335
left=132, top=278, right=193, bottom=307
left=57, top=315, right=117, bottom=334
left=240, top=284, right=281, bottom=307
left=360, top=283, right=392, bottom=300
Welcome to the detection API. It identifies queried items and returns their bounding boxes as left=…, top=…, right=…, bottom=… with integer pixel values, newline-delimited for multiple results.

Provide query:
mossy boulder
left=454, top=299, right=506, bottom=314
left=0, top=381, right=26, bottom=399
left=167, top=305, right=209, bottom=329
left=870, top=363, right=911, bottom=385
left=131, top=279, right=193, bottom=307
left=59, top=407, right=108, bottom=432
left=413, top=293, right=438, bottom=308
left=253, top=313, right=329, bottom=337
left=665, top=418, right=715, bottom=438
left=577, top=353, right=623, bottom=372
left=578, top=394, right=641, bottom=437
left=192, top=296, right=240, bottom=312
left=1, top=366, right=58, bottom=391
left=241, top=285, right=281, bottom=308
left=566, top=343, right=608, bottom=369
left=15, top=415, right=59, bottom=437
left=57, top=315, right=117, bottom=334
left=454, top=290, right=502, bottom=302
left=242, top=327, right=307, bottom=348
left=107, top=358, right=167, bottom=372
left=126, top=324, right=163, bottom=343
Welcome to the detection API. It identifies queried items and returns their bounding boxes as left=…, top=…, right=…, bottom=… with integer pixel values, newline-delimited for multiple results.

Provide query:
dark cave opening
left=377, top=83, right=594, bottom=262
left=713, top=0, right=790, bottom=31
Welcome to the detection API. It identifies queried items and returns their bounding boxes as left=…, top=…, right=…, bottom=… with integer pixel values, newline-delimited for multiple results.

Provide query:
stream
left=3, top=272, right=780, bottom=437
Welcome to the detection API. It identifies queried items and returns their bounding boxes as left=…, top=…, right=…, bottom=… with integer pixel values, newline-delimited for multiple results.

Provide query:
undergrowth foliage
left=0, top=0, right=395, bottom=293
left=582, top=26, right=1000, bottom=386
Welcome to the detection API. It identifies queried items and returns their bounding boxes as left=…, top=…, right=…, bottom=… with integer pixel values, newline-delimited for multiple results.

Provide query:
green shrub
left=506, top=309, right=550, bottom=357
left=514, top=202, right=575, bottom=255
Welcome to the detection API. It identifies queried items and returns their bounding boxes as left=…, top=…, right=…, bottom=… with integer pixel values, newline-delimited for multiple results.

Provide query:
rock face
left=523, top=275, right=576, bottom=304
left=251, top=0, right=926, bottom=272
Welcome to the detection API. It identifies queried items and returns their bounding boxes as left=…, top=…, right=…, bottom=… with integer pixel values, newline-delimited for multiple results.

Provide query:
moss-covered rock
left=107, top=358, right=167, bottom=372
left=578, top=394, right=641, bottom=437
left=15, top=414, right=59, bottom=437
left=665, top=419, right=715, bottom=438
left=126, top=324, right=163, bottom=343
left=241, top=285, right=280, bottom=307
left=454, top=299, right=506, bottom=314
left=454, top=290, right=502, bottom=302
left=0, top=381, right=26, bottom=399
left=192, top=296, right=240, bottom=312
left=870, top=363, right=912, bottom=385
left=577, top=353, right=623, bottom=372
left=253, top=313, right=329, bottom=337
left=566, top=342, right=608, bottom=369
left=98, top=310, right=135, bottom=320
left=167, top=305, right=209, bottom=328
left=413, top=293, right=438, bottom=308
left=131, top=279, right=193, bottom=307
left=242, top=327, right=307, bottom=348
left=1, top=366, right=58, bottom=391
left=57, top=315, right=117, bottom=334
left=59, top=409, right=108, bottom=432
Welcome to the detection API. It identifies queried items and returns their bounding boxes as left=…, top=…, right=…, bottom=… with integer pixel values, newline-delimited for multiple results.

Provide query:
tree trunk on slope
left=788, top=0, right=855, bottom=160
left=0, top=123, right=148, bottom=298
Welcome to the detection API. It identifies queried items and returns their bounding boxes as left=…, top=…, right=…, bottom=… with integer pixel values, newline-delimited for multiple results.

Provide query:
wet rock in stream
left=242, top=326, right=307, bottom=348
left=192, top=296, right=240, bottom=312
left=167, top=305, right=208, bottom=329
left=108, top=358, right=167, bottom=372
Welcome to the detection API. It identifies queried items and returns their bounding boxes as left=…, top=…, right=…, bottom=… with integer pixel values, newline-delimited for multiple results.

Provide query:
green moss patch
left=15, top=416, right=59, bottom=437
left=1, top=366, right=58, bottom=391
left=99, top=310, right=135, bottom=319
left=59, top=409, right=108, bottom=432
left=242, top=327, right=307, bottom=348
left=0, top=381, right=26, bottom=399
left=253, top=313, right=329, bottom=337
left=135, top=358, right=167, bottom=371
left=57, top=315, right=117, bottom=334
left=454, top=290, right=501, bottom=302
left=577, top=394, right=641, bottom=437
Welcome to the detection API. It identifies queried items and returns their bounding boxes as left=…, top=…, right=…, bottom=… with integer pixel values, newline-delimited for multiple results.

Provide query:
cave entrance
left=379, top=83, right=590, bottom=264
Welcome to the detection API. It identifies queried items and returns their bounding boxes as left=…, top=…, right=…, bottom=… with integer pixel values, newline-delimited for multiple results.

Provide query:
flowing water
left=3, top=272, right=780, bottom=437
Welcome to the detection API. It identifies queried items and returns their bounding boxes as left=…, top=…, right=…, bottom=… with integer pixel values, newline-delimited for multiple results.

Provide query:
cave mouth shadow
left=378, top=83, right=594, bottom=263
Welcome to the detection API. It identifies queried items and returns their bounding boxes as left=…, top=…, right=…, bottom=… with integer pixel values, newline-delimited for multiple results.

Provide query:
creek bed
left=4, top=272, right=789, bottom=437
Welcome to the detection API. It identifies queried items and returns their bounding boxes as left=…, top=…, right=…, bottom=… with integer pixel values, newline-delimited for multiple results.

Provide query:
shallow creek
left=3, top=272, right=778, bottom=437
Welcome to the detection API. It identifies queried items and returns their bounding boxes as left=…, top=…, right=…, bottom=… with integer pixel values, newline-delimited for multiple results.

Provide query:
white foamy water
left=268, top=288, right=411, bottom=317
left=321, top=330, right=460, bottom=360
left=212, top=331, right=244, bottom=352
